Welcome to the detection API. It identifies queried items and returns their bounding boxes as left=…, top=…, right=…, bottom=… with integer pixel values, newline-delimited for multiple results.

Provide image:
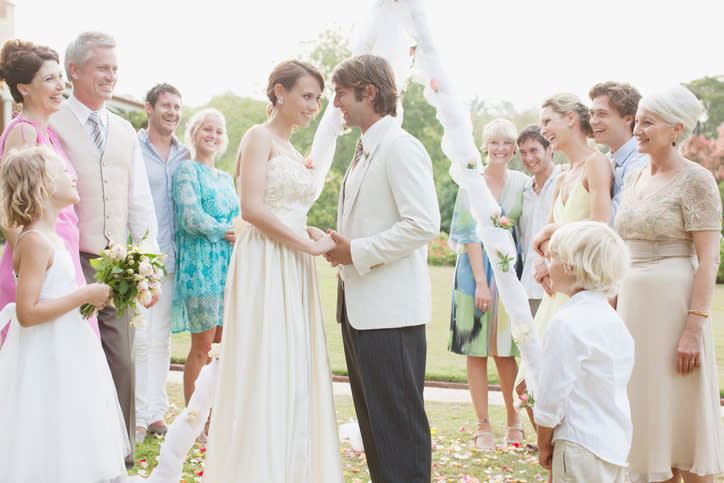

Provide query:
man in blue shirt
left=589, top=82, right=650, bottom=227
left=134, top=83, right=190, bottom=443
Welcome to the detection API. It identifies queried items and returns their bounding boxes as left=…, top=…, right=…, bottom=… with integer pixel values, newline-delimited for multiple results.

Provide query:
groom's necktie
left=351, top=138, right=364, bottom=169
left=87, top=111, right=106, bottom=155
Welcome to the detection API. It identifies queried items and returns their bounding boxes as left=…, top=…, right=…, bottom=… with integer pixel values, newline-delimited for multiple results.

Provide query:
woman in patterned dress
left=448, top=118, right=529, bottom=449
left=171, top=108, right=239, bottom=414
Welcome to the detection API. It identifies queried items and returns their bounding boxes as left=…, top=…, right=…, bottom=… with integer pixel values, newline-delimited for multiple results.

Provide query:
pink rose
left=519, top=393, right=529, bottom=403
left=499, top=215, right=510, bottom=226
left=304, top=156, right=314, bottom=168
left=429, top=78, right=440, bottom=92
left=409, top=46, right=416, bottom=57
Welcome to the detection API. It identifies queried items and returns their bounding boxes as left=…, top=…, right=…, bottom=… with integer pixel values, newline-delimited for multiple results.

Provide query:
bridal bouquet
left=80, top=233, right=166, bottom=327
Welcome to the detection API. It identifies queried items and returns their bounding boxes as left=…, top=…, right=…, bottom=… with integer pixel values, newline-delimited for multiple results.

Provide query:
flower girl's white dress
left=0, top=242, right=129, bottom=482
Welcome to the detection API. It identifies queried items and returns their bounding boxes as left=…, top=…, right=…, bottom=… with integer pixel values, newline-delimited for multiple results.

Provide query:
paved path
left=168, top=369, right=724, bottom=417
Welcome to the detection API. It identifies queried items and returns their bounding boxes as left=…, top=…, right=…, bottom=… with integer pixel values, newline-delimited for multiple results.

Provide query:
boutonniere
left=304, top=156, right=314, bottom=169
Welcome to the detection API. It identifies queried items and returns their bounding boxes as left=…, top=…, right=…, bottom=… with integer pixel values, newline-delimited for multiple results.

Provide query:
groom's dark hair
left=332, top=54, right=399, bottom=117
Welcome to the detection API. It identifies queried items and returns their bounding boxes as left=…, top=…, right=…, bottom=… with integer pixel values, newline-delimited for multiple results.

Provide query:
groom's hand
left=327, top=230, right=353, bottom=265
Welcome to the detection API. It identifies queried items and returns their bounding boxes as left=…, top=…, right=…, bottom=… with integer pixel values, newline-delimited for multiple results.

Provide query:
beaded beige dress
left=615, top=163, right=724, bottom=482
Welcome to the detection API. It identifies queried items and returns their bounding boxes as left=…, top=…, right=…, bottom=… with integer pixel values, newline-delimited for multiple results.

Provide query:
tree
left=684, top=76, right=724, bottom=138
left=178, top=93, right=267, bottom=174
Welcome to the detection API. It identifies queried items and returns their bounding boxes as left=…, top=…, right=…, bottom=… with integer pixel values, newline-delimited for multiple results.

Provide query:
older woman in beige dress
left=616, top=86, right=724, bottom=482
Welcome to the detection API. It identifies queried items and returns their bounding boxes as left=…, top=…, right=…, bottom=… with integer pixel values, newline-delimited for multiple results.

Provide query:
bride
left=202, top=60, right=342, bottom=482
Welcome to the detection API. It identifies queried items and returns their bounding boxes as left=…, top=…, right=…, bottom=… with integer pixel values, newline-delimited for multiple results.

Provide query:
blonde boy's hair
left=0, top=146, right=56, bottom=229
left=549, top=221, right=630, bottom=297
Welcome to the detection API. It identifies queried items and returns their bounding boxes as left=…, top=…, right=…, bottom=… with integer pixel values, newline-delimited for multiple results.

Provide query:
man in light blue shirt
left=589, top=82, right=649, bottom=227
left=134, top=83, right=190, bottom=443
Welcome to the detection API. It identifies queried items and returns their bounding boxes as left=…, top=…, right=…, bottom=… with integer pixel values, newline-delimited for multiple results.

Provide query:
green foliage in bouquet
left=80, top=232, right=166, bottom=326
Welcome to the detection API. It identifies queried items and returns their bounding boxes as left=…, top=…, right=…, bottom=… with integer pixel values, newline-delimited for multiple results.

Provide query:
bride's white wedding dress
left=0, top=243, right=129, bottom=483
left=203, top=149, right=343, bottom=482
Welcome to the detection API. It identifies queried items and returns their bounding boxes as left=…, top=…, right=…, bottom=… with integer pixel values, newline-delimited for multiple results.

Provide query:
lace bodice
left=615, top=163, right=722, bottom=241
left=264, top=154, right=317, bottom=232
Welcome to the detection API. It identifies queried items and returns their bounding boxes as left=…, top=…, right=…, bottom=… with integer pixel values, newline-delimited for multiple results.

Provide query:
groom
left=327, top=54, right=440, bottom=482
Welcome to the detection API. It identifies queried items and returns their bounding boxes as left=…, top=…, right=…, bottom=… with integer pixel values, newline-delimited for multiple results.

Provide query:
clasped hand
left=305, top=226, right=336, bottom=257
left=304, top=227, right=352, bottom=267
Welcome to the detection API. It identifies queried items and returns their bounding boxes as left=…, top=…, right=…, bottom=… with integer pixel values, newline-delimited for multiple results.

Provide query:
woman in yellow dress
left=515, top=93, right=612, bottom=395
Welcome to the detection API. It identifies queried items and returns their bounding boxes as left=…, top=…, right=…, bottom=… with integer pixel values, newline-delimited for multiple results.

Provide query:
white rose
left=136, top=280, right=149, bottom=292
left=138, top=261, right=153, bottom=277
left=110, top=244, right=127, bottom=261
left=137, top=290, right=153, bottom=306
left=150, top=281, right=162, bottom=295
left=130, top=311, right=146, bottom=328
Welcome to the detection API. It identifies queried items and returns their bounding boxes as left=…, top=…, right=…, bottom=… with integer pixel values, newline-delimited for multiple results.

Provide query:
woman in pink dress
left=0, top=39, right=98, bottom=343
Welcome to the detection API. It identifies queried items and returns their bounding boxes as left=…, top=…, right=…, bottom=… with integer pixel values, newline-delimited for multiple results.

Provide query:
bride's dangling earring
left=278, top=96, right=284, bottom=105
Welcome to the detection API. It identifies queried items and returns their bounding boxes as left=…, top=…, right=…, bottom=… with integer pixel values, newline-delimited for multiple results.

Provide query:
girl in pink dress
left=0, top=39, right=98, bottom=343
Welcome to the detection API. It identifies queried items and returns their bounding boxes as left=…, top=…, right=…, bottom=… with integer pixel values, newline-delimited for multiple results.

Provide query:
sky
left=14, top=0, right=724, bottom=112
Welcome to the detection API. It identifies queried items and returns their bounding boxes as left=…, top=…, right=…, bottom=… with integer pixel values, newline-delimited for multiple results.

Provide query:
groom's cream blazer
left=338, top=116, right=440, bottom=330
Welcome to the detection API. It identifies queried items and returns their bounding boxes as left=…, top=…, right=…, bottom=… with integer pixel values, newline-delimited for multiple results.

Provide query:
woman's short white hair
left=64, top=31, right=116, bottom=82
left=638, top=86, right=707, bottom=148
left=184, top=108, right=229, bottom=160
left=549, top=221, right=630, bottom=297
left=481, top=118, right=518, bottom=149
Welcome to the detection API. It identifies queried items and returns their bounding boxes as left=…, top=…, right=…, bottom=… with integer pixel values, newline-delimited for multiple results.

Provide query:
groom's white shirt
left=338, top=115, right=440, bottom=330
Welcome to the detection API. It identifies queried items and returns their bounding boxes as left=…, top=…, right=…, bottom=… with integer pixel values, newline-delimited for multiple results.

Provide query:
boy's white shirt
left=534, top=290, right=635, bottom=467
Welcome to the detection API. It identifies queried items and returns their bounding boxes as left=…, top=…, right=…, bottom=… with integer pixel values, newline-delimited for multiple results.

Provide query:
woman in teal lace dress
left=448, top=119, right=529, bottom=450
left=172, top=108, right=240, bottom=411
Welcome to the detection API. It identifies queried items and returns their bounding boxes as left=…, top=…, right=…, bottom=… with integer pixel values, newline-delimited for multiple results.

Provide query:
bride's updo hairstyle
left=541, top=93, right=593, bottom=138
left=638, top=86, right=706, bottom=149
left=0, top=146, right=56, bottom=229
left=0, top=39, right=60, bottom=104
left=266, top=60, right=324, bottom=115
left=332, top=54, right=399, bottom=117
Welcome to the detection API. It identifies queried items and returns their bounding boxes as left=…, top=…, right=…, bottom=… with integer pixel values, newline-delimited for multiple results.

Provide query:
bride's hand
left=306, top=226, right=326, bottom=242
left=307, top=234, right=335, bottom=256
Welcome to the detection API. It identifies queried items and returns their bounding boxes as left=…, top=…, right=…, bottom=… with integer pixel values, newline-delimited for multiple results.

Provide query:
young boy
left=534, top=221, right=634, bottom=482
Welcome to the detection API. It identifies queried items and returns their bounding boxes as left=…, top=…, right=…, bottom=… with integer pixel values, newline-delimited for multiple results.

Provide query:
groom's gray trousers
left=338, top=278, right=432, bottom=483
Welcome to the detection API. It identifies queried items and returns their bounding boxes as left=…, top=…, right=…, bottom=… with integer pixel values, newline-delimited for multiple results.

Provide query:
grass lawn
left=173, top=259, right=724, bottom=397
left=132, top=379, right=724, bottom=482
left=132, top=380, right=545, bottom=483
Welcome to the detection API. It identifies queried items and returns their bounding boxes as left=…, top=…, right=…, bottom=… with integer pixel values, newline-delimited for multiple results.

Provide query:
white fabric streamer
left=129, top=356, right=219, bottom=482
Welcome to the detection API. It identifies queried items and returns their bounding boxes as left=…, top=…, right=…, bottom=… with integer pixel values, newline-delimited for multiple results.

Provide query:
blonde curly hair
left=0, top=146, right=56, bottom=229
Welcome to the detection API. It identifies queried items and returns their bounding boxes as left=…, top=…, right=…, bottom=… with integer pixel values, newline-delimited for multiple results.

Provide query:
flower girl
left=0, top=147, right=129, bottom=482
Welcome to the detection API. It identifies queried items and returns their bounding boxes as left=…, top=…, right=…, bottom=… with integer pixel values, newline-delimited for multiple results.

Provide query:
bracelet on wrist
left=687, top=309, right=709, bottom=318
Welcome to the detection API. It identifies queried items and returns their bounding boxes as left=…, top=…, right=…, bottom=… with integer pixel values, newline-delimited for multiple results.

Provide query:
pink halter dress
left=0, top=113, right=99, bottom=342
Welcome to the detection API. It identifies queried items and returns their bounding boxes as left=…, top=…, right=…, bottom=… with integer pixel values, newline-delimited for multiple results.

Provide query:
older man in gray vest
left=50, top=31, right=158, bottom=468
